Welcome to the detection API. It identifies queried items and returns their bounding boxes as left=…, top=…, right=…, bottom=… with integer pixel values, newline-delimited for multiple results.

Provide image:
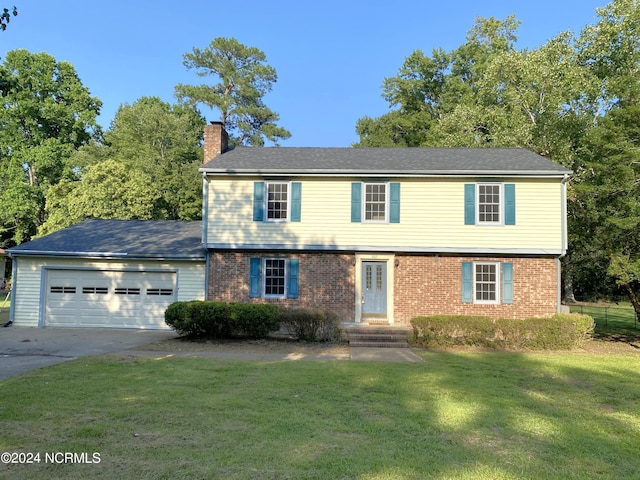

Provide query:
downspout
left=558, top=174, right=570, bottom=313
left=556, top=257, right=563, bottom=313
left=202, top=173, right=210, bottom=300
left=204, top=252, right=210, bottom=301
left=6, top=254, right=17, bottom=326
left=561, top=174, right=569, bottom=254
left=201, top=173, right=209, bottom=247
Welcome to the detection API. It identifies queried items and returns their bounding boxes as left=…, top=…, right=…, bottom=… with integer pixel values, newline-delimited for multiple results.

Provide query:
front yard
left=0, top=348, right=638, bottom=479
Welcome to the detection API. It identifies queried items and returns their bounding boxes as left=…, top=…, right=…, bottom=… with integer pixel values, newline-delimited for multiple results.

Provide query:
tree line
left=1, top=0, right=639, bottom=314
left=0, top=37, right=290, bottom=248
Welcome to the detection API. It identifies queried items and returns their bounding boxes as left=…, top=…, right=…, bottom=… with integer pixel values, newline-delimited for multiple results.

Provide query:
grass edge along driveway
left=0, top=350, right=638, bottom=480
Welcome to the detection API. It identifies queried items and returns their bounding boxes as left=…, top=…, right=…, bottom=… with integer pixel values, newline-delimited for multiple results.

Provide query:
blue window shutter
left=351, top=182, right=362, bottom=223
left=504, top=184, right=516, bottom=225
left=502, top=262, right=514, bottom=304
left=249, top=258, right=261, bottom=298
left=389, top=182, right=400, bottom=223
left=291, top=182, right=301, bottom=222
left=287, top=258, right=299, bottom=299
left=464, top=184, right=476, bottom=225
left=462, top=262, right=473, bottom=303
left=253, top=182, right=265, bottom=221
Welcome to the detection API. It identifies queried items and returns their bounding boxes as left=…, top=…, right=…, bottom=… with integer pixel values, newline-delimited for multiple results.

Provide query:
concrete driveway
left=0, top=326, right=177, bottom=380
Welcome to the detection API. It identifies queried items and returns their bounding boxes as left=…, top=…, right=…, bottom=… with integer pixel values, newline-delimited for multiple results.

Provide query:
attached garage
left=7, top=219, right=206, bottom=330
left=44, top=269, right=177, bottom=328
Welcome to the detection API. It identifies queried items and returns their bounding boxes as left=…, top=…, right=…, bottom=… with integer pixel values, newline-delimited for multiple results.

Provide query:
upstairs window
left=266, top=182, right=289, bottom=221
left=253, top=181, right=301, bottom=222
left=478, top=183, right=501, bottom=224
left=365, top=183, right=387, bottom=222
left=351, top=182, right=400, bottom=223
left=464, top=183, right=516, bottom=226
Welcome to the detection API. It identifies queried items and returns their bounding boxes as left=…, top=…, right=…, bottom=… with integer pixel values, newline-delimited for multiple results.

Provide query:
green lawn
left=0, top=290, right=9, bottom=309
left=0, top=351, right=638, bottom=479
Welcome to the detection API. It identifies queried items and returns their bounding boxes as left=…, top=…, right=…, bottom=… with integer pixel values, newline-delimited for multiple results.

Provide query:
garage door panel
left=45, top=269, right=176, bottom=329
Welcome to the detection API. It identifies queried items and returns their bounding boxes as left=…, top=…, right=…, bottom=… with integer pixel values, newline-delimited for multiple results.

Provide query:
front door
left=362, top=261, right=387, bottom=316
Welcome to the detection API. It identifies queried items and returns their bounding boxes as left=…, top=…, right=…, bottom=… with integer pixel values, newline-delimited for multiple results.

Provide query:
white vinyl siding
left=11, top=257, right=205, bottom=328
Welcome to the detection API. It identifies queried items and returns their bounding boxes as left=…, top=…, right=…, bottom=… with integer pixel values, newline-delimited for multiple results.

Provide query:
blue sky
left=1, top=0, right=608, bottom=147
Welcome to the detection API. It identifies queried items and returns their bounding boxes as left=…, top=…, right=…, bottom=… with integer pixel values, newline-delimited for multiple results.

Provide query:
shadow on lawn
left=592, top=326, right=640, bottom=348
left=2, top=345, right=639, bottom=479
left=296, top=351, right=640, bottom=479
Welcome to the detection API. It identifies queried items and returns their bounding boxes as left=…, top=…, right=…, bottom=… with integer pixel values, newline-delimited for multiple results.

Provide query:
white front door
left=362, top=261, right=387, bottom=316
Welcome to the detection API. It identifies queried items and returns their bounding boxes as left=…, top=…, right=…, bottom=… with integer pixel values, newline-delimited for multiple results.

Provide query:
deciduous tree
left=41, top=97, right=205, bottom=234
left=40, top=160, right=160, bottom=235
left=0, top=49, right=101, bottom=246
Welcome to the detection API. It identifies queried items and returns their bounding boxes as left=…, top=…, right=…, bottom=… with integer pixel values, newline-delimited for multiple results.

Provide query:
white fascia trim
left=204, top=243, right=564, bottom=256
left=202, top=170, right=570, bottom=179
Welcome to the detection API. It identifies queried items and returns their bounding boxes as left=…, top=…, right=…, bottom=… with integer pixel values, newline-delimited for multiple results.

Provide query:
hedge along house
left=6, top=220, right=206, bottom=329
left=201, top=123, right=571, bottom=325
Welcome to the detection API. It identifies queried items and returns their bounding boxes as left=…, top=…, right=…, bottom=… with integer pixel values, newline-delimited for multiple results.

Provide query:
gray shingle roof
left=200, top=147, right=571, bottom=176
left=8, top=219, right=204, bottom=260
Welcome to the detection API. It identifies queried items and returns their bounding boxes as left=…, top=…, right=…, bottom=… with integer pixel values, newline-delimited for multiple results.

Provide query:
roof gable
left=200, top=147, right=572, bottom=177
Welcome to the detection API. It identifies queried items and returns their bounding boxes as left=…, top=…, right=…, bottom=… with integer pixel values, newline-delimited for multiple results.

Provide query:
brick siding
left=394, top=255, right=559, bottom=324
left=208, top=251, right=355, bottom=322
left=208, top=251, right=559, bottom=325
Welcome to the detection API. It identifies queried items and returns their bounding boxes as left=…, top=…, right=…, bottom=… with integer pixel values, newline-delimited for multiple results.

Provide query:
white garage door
left=45, top=269, right=176, bottom=329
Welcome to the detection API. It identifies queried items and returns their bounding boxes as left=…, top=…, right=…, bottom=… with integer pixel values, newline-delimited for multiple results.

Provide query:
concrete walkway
left=0, top=327, right=423, bottom=380
left=124, top=346, right=423, bottom=363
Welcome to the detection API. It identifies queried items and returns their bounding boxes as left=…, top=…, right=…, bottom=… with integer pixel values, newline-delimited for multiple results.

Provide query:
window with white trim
left=263, top=258, right=287, bottom=298
left=474, top=262, right=499, bottom=304
left=364, top=183, right=387, bottom=222
left=266, top=182, right=289, bottom=221
left=477, top=183, right=501, bottom=224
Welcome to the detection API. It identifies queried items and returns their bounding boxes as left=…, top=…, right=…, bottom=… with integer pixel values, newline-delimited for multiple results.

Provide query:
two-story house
left=5, top=123, right=570, bottom=329
left=201, top=123, right=571, bottom=325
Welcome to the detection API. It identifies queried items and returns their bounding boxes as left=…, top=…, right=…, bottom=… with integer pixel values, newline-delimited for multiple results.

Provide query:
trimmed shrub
left=164, top=301, right=232, bottom=339
left=410, top=313, right=595, bottom=350
left=164, top=301, right=191, bottom=335
left=281, top=308, right=342, bottom=342
left=230, top=303, right=282, bottom=339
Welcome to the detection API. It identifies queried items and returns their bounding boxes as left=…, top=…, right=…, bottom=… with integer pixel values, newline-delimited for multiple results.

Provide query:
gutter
left=199, top=169, right=571, bottom=179
left=6, top=251, right=206, bottom=261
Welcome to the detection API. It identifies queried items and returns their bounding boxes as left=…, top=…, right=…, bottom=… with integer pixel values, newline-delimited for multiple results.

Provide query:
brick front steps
left=343, top=324, right=411, bottom=348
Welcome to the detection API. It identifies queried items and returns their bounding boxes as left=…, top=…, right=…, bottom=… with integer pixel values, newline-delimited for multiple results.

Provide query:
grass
left=570, top=303, right=638, bottom=345
left=0, top=351, right=639, bottom=479
left=0, top=290, right=9, bottom=310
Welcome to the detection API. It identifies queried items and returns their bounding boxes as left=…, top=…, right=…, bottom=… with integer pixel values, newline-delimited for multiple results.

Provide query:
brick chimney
left=203, top=121, right=229, bottom=162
